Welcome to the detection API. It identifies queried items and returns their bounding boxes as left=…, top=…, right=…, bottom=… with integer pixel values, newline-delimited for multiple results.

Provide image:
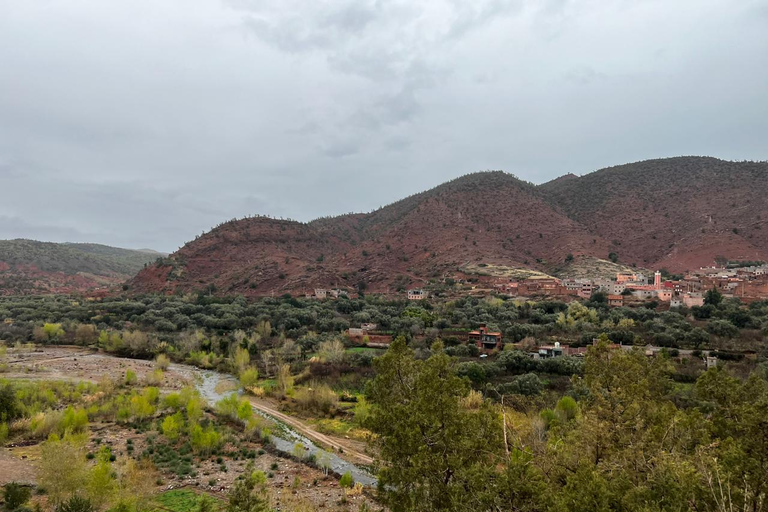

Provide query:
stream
left=183, top=365, right=378, bottom=487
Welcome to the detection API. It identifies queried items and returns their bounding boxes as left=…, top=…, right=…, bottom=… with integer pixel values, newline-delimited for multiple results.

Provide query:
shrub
left=162, top=413, right=184, bottom=441
left=339, top=472, right=354, bottom=488
left=124, top=370, right=137, bottom=386
left=155, top=354, right=171, bottom=371
left=55, top=496, right=94, bottom=512
left=239, top=368, right=259, bottom=390
left=294, top=384, right=338, bottom=416
left=190, top=424, right=221, bottom=455
left=3, top=482, right=32, bottom=511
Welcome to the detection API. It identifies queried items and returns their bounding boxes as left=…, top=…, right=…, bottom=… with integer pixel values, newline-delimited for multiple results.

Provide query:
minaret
left=654, top=270, right=661, bottom=290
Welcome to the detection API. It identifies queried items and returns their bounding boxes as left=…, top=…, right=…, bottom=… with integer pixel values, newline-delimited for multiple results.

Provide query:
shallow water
left=191, top=367, right=378, bottom=487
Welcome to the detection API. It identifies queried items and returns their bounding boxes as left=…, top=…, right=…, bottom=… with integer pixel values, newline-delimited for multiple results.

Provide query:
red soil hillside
left=540, top=157, right=768, bottom=272
left=129, top=157, right=768, bottom=296
left=129, top=172, right=612, bottom=296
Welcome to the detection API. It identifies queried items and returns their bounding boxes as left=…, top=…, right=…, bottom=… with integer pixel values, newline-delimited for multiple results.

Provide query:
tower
left=654, top=270, right=661, bottom=290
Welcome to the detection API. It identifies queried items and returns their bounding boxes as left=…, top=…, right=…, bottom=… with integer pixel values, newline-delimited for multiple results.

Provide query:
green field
left=154, top=490, right=223, bottom=512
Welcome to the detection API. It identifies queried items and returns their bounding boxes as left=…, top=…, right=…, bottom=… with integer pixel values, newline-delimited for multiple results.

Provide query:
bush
left=2, top=482, right=31, bottom=511
left=239, top=368, right=259, bottom=390
left=55, top=496, right=93, bottom=512
left=339, top=472, right=354, bottom=489
left=124, top=370, right=137, bottom=386
left=0, top=383, right=20, bottom=423
left=162, top=413, right=183, bottom=441
left=498, top=373, right=543, bottom=396
left=156, top=354, right=171, bottom=371
left=294, top=384, right=338, bottom=416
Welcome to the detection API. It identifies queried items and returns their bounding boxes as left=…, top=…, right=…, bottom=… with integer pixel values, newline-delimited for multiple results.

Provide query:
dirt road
left=246, top=397, right=375, bottom=466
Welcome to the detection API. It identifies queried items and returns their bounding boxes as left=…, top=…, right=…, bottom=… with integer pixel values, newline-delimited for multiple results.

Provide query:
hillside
left=0, top=239, right=163, bottom=295
left=540, top=157, right=768, bottom=271
left=129, top=157, right=768, bottom=296
left=129, top=171, right=610, bottom=296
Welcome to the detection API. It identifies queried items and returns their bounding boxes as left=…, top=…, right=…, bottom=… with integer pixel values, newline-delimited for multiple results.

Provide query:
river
left=180, top=364, right=378, bottom=487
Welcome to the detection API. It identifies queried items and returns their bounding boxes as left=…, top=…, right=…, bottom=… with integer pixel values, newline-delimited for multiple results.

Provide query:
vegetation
left=366, top=335, right=768, bottom=511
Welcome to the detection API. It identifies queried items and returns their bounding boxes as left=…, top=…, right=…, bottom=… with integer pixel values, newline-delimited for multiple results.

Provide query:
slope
left=540, top=157, right=768, bottom=271
left=130, top=172, right=611, bottom=296
left=0, top=239, right=164, bottom=295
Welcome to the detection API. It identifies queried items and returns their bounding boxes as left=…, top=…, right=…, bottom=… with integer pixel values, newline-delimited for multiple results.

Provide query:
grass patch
left=311, top=418, right=370, bottom=441
left=344, top=347, right=384, bottom=355
left=154, top=490, right=223, bottom=512
left=214, top=380, right=238, bottom=394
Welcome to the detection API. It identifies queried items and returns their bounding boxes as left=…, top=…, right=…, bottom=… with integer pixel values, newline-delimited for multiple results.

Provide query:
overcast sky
left=1, top=0, right=767, bottom=252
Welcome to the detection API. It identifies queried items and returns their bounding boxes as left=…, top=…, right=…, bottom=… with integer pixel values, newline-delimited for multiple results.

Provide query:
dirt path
left=246, top=397, right=374, bottom=466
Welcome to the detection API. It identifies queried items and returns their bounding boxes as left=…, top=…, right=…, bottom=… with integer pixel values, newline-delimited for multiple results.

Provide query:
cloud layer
left=1, top=0, right=766, bottom=251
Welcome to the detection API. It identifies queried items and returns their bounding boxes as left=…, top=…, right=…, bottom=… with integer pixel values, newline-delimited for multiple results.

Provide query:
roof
left=607, top=294, right=624, bottom=300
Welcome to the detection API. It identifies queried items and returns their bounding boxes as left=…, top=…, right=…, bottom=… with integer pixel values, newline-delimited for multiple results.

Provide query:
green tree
left=0, top=382, right=20, bottom=423
left=366, top=337, right=502, bottom=512
left=87, top=448, right=117, bottom=509
left=227, top=466, right=269, bottom=512
left=161, top=413, right=183, bottom=441
left=38, top=434, right=88, bottom=506
left=704, top=287, right=723, bottom=306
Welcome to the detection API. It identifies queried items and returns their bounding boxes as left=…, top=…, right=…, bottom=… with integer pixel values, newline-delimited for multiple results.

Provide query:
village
left=306, top=263, right=768, bottom=307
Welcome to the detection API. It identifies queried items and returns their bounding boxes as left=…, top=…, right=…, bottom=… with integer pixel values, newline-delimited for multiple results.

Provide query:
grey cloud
left=0, top=0, right=766, bottom=252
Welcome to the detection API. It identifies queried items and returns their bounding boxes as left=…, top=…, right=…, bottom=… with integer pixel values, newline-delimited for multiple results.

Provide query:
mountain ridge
left=0, top=239, right=164, bottom=295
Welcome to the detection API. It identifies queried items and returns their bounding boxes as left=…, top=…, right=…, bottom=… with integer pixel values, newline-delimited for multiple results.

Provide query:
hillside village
left=306, top=263, right=768, bottom=307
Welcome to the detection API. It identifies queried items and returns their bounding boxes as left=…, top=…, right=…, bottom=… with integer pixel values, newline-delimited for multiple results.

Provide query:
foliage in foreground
left=366, top=336, right=768, bottom=512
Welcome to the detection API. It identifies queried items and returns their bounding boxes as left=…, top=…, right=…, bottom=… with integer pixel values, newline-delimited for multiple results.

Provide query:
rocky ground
left=0, top=346, right=382, bottom=511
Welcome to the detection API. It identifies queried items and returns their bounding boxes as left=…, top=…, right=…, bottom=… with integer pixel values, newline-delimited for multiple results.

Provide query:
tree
left=227, top=467, right=269, bottom=512
left=161, top=413, right=183, bottom=441
left=276, top=364, right=293, bottom=397
left=239, top=368, right=259, bottom=389
left=38, top=434, right=88, bottom=506
left=37, top=323, right=64, bottom=343
left=608, top=252, right=619, bottom=263
left=0, top=382, right=20, bottom=423
left=233, top=347, right=250, bottom=375
left=74, top=324, right=98, bottom=345
left=87, top=448, right=117, bottom=509
left=704, top=287, right=723, bottom=306
left=316, top=339, right=346, bottom=364
left=366, top=338, right=502, bottom=512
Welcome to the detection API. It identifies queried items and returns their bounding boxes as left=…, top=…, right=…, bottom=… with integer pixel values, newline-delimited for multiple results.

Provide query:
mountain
left=540, top=157, right=768, bottom=271
left=0, top=239, right=164, bottom=295
left=129, top=157, right=768, bottom=297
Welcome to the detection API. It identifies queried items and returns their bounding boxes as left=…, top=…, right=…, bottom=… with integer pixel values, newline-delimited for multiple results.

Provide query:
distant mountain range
left=0, top=239, right=164, bottom=295
left=126, top=156, right=768, bottom=297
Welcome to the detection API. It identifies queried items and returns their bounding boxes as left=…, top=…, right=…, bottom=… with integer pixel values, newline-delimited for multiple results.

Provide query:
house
left=656, top=289, right=673, bottom=301
left=670, top=297, right=684, bottom=308
left=360, top=323, right=377, bottom=332
left=407, top=289, right=428, bottom=300
left=683, top=292, right=704, bottom=307
left=468, top=325, right=503, bottom=350
left=538, top=341, right=567, bottom=358
left=608, top=294, right=624, bottom=307
left=314, top=289, right=328, bottom=299
left=616, top=273, right=637, bottom=284
left=610, top=283, right=627, bottom=295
